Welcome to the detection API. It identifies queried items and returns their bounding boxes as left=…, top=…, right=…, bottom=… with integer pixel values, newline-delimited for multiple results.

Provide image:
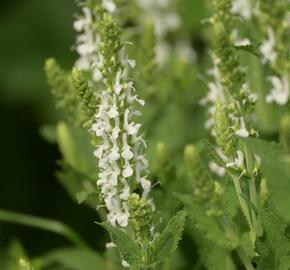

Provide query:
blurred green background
left=0, top=0, right=210, bottom=261
left=0, top=0, right=105, bottom=256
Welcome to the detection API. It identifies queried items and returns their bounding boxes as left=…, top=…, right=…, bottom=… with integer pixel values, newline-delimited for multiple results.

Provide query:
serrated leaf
left=256, top=203, right=290, bottom=270
left=176, top=194, right=239, bottom=250
left=98, top=223, right=142, bottom=266
left=244, top=137, right=290, bottom=220
left=151, top=210, right=186, bottom=265
left=235, top=42, right=261, bottom=58
left=202, top=139, right=225, bottom=168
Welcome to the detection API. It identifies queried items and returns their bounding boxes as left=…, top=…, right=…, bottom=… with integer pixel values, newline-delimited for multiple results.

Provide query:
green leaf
left=56, top=121, right=97, bottom=177
left=39, top=124, right=57, bottom=144
left=151, top=210, right=187, bottom=265
left=76, top=190, right=94, bottom=204
left=256, top=203, right=290, bottom=270
left=56, top=162, right=99, bottom=207
left=244, top=137, right=290, bottom=220
left=0, top=209, right=87, bottom=247
left=199, top=242, right=237, bottom=270
left=176, top=194, right=239, bottom=250
left=98, top=222, right=142, bottom=266
left=202, top=139, right=225, bottom=168
left=235, top=42, right=262, bottom=58
left=41, top=248, right=107, bottom=270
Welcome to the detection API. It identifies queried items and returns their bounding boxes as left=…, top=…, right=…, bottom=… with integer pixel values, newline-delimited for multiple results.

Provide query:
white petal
left=122, top=164, right=133, bottom=178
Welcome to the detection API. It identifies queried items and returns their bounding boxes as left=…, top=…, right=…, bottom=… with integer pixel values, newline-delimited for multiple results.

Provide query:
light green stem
left=243, top=143, right=258, bottom=243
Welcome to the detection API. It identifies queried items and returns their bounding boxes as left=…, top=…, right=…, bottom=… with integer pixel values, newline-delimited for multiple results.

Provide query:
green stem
left=0, top=209, right=88, bottom=248
left=231, top=175, right=255, bottom=247
left=249, top=179, right=258, bottom=240
left=222, top=219, right=254, bottom=270
left=243, top=143, right=258, bottom=243
left=236, top=247, right=255, bottom=270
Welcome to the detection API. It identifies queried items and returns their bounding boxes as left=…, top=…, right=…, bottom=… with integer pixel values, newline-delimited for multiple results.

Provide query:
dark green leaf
left=98, top=223, right=142, bottom=266
left=176, top=194, right=239, bottom=250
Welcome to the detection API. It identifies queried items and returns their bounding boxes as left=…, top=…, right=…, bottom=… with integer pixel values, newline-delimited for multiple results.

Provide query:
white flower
left=140, top=177, right=152, bottom=197
left=208, top=161, right=226, bottom=177
left=232, top=0, right=252, bottom=20
left=73, top=7, right=92, bottom=32
left=234, top=38, right=251, bottom=47
left=121, top=134, right=134, bottom=160
left=74, top=7, right=102, bottom=81
left=78, top=7, right=154, bottom=229
left=121, top=260, right=130, bottom=268
left=136, top=0, right=181, bottom=66
left=235, top=117, right=249, bottom=138
left=266, top=75, right=289, bottom=106
left=102, top=0, right=116, bottom=13
left=105, top=242, right=116, bottom=249
left=201, top=59, right=225, bottom=131
left=226, top=151, right=245, bottom=169
left=122, top=160, right=134, bottom=178
left=107, top=105, right=119, bottom=118
left=260, top=27, right=277, bottom=64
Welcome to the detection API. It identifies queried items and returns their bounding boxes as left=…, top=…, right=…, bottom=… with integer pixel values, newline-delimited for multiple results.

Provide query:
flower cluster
left=74, top=1, right=117, bottom=83
left=202, top=0, right=257, bottom=177
left=258, top=0, right=290, bottom=106
left=200, top=57, right=225, bottom=132
left=136, top=0, right=195, bottom=66
left=77, top=9, right=153, bottom=227
left=208, top=0, right=261, bottom=247
left=74, top=5, right=100, bottom=81
left=184, top=144, right=224, bottom=217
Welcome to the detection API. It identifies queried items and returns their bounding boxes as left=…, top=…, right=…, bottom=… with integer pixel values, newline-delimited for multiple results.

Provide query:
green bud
left=72, top=68, right=89, bottom=97
left=44, top=58, right=79, bottom=123
left=128, top=193, right=154, bottom=241
left=260, top=178, right=269, bottom=205
left=184, top=144, right=215, bottom=201
left=71, top=68, right=97, bottom=128
left=214, top=103, right=236, bottom=157
left=139, top=19, right=156, bottom=85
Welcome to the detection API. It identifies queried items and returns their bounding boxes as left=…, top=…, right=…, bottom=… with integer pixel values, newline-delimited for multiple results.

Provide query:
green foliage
left=280, top=113, right=290, bottom=154
left=211, top=0, right=245, bottom=96
left=199, top=242, right=237, bottom=270
left=184, top=144, right=215, bottom=201
left=44, top=58, right=80, bottom=123
left=214, top=103, right=236, bottom=157
left=71, top=68, right=98, bottom=128
left=3, top=0, right=290, bottom=269
left=151, top=211, right=187, bottom=266
left=56, top=122, right=96, bottom=176
left=127, top=193, right=154, bottom=241
left=244, top=137, right=290, bottom=220
left=256, top=203, right=290, bottom=270
left=176, top=194, right=238, bottom=250
left=98, top=222, right=142, bottom=267
left=0, top=209, right=87, bottom=247
left=39, top=248, right=108, bottom=270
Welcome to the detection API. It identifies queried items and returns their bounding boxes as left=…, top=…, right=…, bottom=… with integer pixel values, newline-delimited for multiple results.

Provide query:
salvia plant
left=1, top=0, right=290, bottom=269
